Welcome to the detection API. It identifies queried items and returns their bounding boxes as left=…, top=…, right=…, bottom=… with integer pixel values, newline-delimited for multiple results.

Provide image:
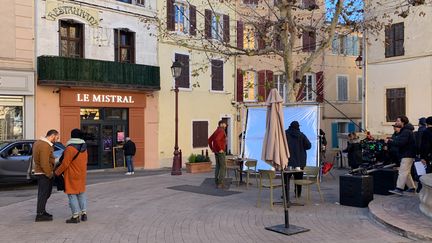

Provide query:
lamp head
left=171, top=60, right=182, bottom=79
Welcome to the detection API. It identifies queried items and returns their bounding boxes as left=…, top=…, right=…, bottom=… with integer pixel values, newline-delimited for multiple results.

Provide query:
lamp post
left=171, top=60, right=183, bottom=175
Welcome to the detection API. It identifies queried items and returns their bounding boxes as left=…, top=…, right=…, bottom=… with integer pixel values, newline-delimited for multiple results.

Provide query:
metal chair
left=293, top=166, right=324, bottom=203
left=257, top=169, right=282, bottom=210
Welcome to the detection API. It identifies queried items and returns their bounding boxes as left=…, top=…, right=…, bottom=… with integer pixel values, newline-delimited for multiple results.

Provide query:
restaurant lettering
left=46, top=1, right=99, bottom=26
left=77, top=94, right=135, bottom=104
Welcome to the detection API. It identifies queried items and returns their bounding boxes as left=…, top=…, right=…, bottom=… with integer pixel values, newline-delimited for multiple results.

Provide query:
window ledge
left=209, top=90, right=226, bottom=94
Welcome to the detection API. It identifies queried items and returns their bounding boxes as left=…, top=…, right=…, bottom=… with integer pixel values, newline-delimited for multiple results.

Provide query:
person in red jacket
left=208, top=120, right=227, bottom=189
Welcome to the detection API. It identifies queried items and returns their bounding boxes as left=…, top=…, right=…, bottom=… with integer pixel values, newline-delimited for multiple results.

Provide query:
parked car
left=0, top=140, right=65, bottom=181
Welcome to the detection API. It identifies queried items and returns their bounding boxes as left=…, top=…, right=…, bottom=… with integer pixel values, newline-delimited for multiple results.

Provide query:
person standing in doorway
left=123, top=137, right=136, bottom=175
left=55, top=128, right=88, bottom=223
left=208, top=120, right=227, bottom=189
left=386, top=115, right=416, bottom=195
left=33, top=129, right=59, bottom=222
left=285, top=121, right=311, bottom=198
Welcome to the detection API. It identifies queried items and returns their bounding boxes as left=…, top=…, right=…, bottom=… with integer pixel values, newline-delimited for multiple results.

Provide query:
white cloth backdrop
left=243, top=105, right=319, bottom=171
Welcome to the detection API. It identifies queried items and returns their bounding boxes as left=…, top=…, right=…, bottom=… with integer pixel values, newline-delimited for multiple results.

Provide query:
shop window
left=59, top=20, right=84, bottom=58
left=114, top=29, right=135, bottom=63
left=105, top=108, right=128, bottom=120
left=0, top=99, right=24, bottom=140
left=386, top=88, right=405, bottom=122
left=192, top=121, right=208, bottom=148
left=80, top=108, right=100, bottom=120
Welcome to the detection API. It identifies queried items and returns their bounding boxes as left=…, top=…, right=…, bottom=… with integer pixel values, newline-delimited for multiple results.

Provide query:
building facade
left=0, top=0, right=35, bottom=140
left=235, top=0, right=362, bottom=158
left=366, top=0, right=431, bottom=135
left=157, top=0, right=237, bottom=167
left=35, top=0, right=160, bottom=169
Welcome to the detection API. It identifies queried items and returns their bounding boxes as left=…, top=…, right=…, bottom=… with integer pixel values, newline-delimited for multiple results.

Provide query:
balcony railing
left=37, top=56, right=160, bottom=91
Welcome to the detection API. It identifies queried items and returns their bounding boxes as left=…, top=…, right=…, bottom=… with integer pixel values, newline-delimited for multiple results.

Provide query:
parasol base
left=265, top=224, right=310, bottom=236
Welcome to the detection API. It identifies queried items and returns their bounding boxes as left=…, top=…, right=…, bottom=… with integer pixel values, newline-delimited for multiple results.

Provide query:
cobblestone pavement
left=0, top=169, right=411, bottom=243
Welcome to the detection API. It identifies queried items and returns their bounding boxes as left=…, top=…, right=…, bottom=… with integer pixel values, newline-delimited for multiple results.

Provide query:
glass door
left=101, top=124, right=114, bottom=168
left=81, top=124, right=100, bottom=168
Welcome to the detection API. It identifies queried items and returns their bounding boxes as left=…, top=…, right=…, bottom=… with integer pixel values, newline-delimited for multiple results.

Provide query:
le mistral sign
left=60, top=89, right=146, bottom=108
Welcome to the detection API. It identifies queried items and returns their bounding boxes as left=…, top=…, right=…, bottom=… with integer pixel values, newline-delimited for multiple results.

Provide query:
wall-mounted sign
left=77, top=93, right=135, bottom=104
left=45, top=0, right=99, bottom=26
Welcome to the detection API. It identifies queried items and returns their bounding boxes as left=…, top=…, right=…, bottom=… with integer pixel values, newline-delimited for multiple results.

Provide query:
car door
left=0, top=142, right=33, bottom=177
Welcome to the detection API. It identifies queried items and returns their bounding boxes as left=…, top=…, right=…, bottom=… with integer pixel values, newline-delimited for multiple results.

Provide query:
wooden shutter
left=394, top=23, right=404, bottom=56
left=175, top=53, right=189, bottom=88
left=193, top=121, right=209, bottom=148
left=384, top=25, right=394, bottom=57
left=331, top=122, right=338, bottom=148
left=315, top=71, right=324, bottom=103
left=237, top=69, right=243, bottom=102
left=295, top=71, right=305, bottom=102
left=258, top=70, right=266, bottom=101
left=265, top=70, right=273, bottom=98
left=190, top=5, right=196, bottom=36
left=211, top=60, right=224, bottom=91
left=204, top=9, right=212, bottom=39
left=223, top=15, right=230, bottom=43
left=302, top=30, right=316, bottom=52
left=167, top=0, right=175, bottom=31
left=257, top=31, right=265, bottom=50
left=237, top=21, right=244, bottom=49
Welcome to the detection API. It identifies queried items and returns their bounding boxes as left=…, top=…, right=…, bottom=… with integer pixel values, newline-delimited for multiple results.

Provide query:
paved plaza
left=0, top=169, right=417, bottom=243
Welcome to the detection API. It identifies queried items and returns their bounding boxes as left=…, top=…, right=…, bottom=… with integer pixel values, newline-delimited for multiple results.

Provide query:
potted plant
left=185, top=153, right=212, bottom=173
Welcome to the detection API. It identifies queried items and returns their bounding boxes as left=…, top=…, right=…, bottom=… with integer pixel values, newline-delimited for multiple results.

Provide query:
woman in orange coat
left=55, top=128, right=88, bottom=223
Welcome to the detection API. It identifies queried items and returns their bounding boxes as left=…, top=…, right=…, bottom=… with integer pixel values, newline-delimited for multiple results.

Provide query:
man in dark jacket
left=285, top=121, right=311, bottom=197
left=418, top=116, right=432, bottom=192
left=386, top=115, right=416, bottom=195
left=123, top=137, right=136, bottom=175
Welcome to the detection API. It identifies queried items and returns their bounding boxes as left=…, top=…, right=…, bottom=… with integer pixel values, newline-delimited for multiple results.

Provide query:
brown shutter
left=190, top=5, right=196, bottom=36
left=167, top=0, right=175, bottom=31
left=237, top=69, right=243, bottom=102
left=114, top=29, right=119, bottom=62
left=310, top=31, right=316, bottom=51
left=315, top=71, right=324, bottom=103
left=205, top=9, right=212, bottom=39
left=258, top=70, right=266, bottom=101
left=175, top=53, right=190, bottom=88
left=384, top=25, right=393, bottom=57
left=211, top=60, right=223, bottom=91
left=257, top=31, right=265, bottom=50
left=265, top=70, right=273, bottom=98
left=294, top=71, right=305, bottom=102
left=223, top=15, right=230, bottom=43
left=237, top=21, right=244, bottom=49
left=193, top=121, right=209, bottom=148
left=302, top=30, right=316, bottom=52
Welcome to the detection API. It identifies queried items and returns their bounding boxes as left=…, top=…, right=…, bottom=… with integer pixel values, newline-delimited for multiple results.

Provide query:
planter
left=186, top=162, right=212, bottom=173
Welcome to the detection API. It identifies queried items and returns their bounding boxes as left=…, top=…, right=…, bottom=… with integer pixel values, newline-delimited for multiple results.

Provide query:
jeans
left=214, top=152, right=226, bottom=185
left=126, top=155, right=134, bottom=172
left=36, top=175, right=53, bottom=214
left=396, top=157, right=416, bottom=190
left=67, top=192, right=87, bottom=216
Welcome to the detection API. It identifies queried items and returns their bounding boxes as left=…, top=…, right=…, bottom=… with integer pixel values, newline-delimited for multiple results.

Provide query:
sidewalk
left=0, top=170, right=410, bottom=243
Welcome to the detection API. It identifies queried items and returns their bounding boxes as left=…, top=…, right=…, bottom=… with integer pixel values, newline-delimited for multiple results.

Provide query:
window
left=332, top=34, right=360, bottom=56
left=114, top=29, right=135, bottom=63
left=59, top=21, right=84, bottom=58
left=243, top=71, right=257, bottom=101
left=117, top=0, right=132, bottom=3
left=211, top=13, right=224, bottom=41
left=7, top=142, right=32, bottom=157
left=211, top=60, right=224, bottom=91
left=385, top=22, right=404, bottom=58
left=337, top=75, right=348, bottom=101
left=302, top=0, right=316, bottom=9
left=302, top=30, right=316, bottom=52
left=0, top=103, right=23, bottom=140
left=302, top=74, right=315, bottom=102
left=273, top=74, right=287, bottom=103
left=386, top=88, right=406, bottom=122
left=192, top=121, right=208, bottom=148
left=243, top=24, right=256, bottom=50
left=174, top=2, right=189, bottom=34
left=174, top=53, right=190, bottom=88
left=136, top=0, right=145, bottom=5
left=357, top=76, right=363, bottom=101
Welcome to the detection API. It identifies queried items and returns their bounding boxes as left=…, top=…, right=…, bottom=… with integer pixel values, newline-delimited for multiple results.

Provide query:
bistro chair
left=257, top=169, right=282, bottom=210
left=293, top=166, right=324, bottom=203
left=225, top=158, right=239, bottom=184
left=239, top=159, right=258, bottom=188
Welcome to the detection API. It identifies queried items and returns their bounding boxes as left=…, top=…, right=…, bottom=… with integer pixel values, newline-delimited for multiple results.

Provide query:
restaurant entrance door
left=80, top=108, right=128, bottom=169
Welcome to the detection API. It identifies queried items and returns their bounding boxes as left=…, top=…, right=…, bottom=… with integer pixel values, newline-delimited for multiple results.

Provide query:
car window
left=7, top=143, right=32, bottom=156
left=0, top=142, right=9, bottom=150
left=54, top=142, right=65, bottom=151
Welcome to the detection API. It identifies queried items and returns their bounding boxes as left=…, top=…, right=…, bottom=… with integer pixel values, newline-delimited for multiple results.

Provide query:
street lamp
left=171, top=60, right=182, bottom=175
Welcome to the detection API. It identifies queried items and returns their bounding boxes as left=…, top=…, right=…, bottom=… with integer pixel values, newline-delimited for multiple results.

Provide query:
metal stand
left=265, top=170, right=310, bottom=236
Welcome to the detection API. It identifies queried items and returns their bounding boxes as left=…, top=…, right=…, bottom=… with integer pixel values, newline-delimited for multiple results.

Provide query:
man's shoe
left=81, top=213, right=87, bottom=222
left=389, top=188, right=404, bottom=195
left=66, top=216, right=80, bottom=224
left=406, top=188, right=416, bottom=193
left=43, top=211, right=53, bottom=218
left=35, top=214, right=53, bottom=222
